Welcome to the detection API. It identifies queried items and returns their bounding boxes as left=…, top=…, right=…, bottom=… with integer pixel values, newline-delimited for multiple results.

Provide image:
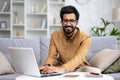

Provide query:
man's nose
left=66, top=21, right=72, bottom=25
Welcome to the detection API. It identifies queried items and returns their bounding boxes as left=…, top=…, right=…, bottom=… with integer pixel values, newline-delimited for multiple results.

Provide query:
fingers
left=39, top=66, right=49, bottom=74
left=48, top=66, right=65, bottom=73
left=39, top=66, right=47, bottom=70
left=43, top=66, right=55, bottom=74
left=48, top=66, right=58, bottom=73
left=40, top=66, right=56, bottom=74
left=39, top=66, right=65, bottom=74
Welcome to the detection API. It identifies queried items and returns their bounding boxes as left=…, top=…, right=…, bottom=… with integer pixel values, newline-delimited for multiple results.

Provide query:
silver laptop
left=8, top=47, right=63, bottom=77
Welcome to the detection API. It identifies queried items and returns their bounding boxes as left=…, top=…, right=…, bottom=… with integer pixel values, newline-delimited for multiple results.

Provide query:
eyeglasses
left=62, top=19, right=77, bottom=24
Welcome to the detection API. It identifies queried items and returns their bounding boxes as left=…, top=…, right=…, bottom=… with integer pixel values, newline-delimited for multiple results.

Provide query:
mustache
left=64, top=26, right=73, bottom=28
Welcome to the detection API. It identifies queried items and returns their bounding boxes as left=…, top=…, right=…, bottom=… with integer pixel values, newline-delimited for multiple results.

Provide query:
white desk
left=16, top=72, right=114, bottom=80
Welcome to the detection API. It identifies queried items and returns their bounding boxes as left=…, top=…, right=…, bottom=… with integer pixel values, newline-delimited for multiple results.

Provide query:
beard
left=62, top=25, right=76, bottom=35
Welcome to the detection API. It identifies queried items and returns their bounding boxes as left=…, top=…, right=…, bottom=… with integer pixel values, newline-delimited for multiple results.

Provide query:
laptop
left=8, top=47, right=64, bottom=77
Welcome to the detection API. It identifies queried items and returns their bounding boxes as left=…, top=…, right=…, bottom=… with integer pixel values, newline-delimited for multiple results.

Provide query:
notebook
left=8, top=47, right=63, bottom=77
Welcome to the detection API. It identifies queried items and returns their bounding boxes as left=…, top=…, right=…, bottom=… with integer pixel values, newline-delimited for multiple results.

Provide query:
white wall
left=65, top=0, right=120, bottom=33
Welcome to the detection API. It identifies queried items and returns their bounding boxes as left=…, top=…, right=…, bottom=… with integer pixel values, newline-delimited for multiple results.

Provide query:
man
left=40, top=5, right=91, bottom=74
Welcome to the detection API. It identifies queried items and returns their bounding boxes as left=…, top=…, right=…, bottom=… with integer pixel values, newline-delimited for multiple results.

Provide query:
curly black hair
left=60, top=5, right=80, bottom=21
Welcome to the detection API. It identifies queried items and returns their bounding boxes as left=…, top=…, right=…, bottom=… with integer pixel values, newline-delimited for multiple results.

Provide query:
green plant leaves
left=90, top=27, right=107, bottom=36
left=90, top=18, right=120, bottom=38
left=109, top=28, right=120, bottom=36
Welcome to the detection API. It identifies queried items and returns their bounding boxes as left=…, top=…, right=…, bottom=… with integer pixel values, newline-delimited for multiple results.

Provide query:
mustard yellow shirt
left=45, top=27, right=91, bottom=72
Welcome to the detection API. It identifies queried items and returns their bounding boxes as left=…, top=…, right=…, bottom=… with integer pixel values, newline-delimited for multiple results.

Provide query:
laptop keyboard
left=41, top=72, right=64, bottom=77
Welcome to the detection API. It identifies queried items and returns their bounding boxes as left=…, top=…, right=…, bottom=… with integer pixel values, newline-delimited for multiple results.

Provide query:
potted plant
left=90, top=18, right=120, bottom=38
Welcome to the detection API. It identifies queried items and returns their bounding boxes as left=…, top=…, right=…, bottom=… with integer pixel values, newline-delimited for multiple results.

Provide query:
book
left=1, top=1, right=8, bottom=12
left=40, top=19, right=46, bottom=29
left=41, top=4, right=47, bottom=13
left=4, top=0, right=10, bottom=12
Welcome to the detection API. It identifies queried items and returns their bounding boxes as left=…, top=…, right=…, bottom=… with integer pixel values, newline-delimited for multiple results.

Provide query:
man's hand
left=39, top=65, right=49, bottom=74
left=39, top=66, right=65, bottom=74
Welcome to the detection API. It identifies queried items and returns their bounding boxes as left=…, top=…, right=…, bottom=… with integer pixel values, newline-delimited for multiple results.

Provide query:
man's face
left=61, top=13, right=78, bottom=35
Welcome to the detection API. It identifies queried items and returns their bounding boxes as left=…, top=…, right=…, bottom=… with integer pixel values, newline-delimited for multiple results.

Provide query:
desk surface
left=16, top=72, right=114, bottom=80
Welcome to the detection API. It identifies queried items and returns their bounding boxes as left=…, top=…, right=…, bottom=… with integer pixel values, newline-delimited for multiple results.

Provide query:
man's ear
left=76, top=21, right=79, bottom=25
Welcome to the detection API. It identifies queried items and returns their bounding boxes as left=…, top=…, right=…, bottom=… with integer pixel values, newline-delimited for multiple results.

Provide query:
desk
left=16, top=72, right=114, bottom=80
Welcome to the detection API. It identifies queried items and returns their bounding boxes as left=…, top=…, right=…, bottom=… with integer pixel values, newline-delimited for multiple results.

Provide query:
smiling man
left=40, top=5, right=91, bottom=74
